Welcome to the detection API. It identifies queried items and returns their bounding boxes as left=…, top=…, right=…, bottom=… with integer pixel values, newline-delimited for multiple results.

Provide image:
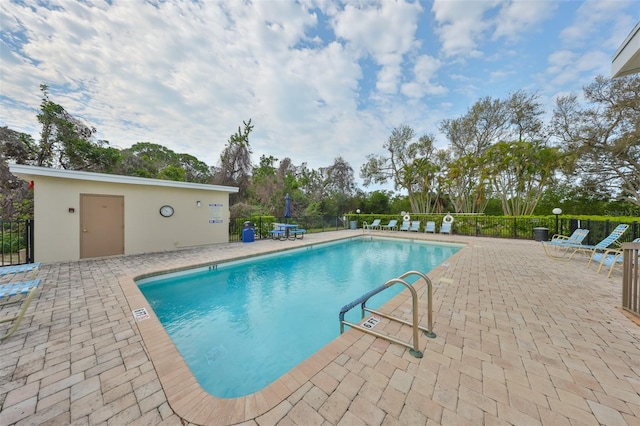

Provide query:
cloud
left=331, top=1, right=423, bottom=94
left=401, top=54, right=447, bottom=98
left=492, top=0, right=557, bottom=42
left=0, top=0, right=637, bottom=193
left=431, top=0, right=501, bottom=57
left=545, top=1, right=634, bottom=90
left=560, top=0, right=634, bottom=48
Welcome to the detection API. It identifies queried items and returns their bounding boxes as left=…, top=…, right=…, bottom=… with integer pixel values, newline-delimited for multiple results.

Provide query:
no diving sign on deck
left=132, top=307, right=150, bottom=322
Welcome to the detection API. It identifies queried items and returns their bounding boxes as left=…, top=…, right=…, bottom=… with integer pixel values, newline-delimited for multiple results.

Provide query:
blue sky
left=1, top=0, right=638, bottom=189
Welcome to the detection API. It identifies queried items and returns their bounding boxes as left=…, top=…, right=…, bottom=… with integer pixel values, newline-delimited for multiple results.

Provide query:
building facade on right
left=612, top=21, right=640, bottom=78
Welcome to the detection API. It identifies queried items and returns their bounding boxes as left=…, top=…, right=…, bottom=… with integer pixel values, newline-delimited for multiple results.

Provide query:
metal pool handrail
left=339, top=270, right=435, bottom=358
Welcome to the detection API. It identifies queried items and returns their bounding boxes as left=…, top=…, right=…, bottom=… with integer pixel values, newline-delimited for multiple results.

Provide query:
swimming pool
left=137, top=237, right=461, bottom=398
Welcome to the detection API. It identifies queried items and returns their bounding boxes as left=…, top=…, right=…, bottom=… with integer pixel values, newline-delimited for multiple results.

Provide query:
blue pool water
left=137, top=237, right=461, bottom=398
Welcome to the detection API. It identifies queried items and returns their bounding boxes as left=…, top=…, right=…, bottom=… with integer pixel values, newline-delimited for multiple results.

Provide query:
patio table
left=277, top=223, right=299, bottom=240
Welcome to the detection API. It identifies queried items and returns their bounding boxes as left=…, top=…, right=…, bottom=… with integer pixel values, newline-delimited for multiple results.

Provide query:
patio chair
left=380, top=219, right=398, bottom=231
left=440, top=222, right=452, bottom=234
left=590, top=237, right=640, bottom=278
left=544, top=224, right=629, bottom=261
left=441, top=214, right=454, bottom=234
left=399, top=221, right=411, bottom=231
left=425, top=221, right=436, bottom=233
left=542, top=229, right=589, bottom=256
left=549, top=229, right=589, bottom=245
left=363, top=219, right=381, bottom=231
left=1, top=279, right=41, bottom=340
left=0, top=262, right=41, bottom=279
left=409, top=221, right=421, bottom=232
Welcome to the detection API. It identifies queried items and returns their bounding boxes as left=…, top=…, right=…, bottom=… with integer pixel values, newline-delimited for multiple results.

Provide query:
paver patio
left=1, top=230, right=639, bottom=425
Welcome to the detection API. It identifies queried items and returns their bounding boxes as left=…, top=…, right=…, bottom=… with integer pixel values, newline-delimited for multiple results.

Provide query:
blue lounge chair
left=425, top=221, right=436, bottom=233
left=0, top=262, right=40, bottom=278
left=440, top=222, right=452, bottom=234
left=363, top=219, right=381, bottom=231
left=549, top=229, right=589, bottom=245
left=1, top=279, right=41, bottom=340
left=380, top=219, right=398, bottom=231
left=409, top=221, right=421, bottom=232
left=542, top=229, right=589, bottom=256
left=544, top=224, right=629, bottom=261
left=591, top=238, right=640, bottom=278
left=441, top=214, right=454, bottom=234
left=399, top=221, right=411, bottom=231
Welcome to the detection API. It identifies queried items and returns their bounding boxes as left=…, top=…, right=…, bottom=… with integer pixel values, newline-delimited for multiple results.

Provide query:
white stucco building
left=10, top=165, right=238, bottom=262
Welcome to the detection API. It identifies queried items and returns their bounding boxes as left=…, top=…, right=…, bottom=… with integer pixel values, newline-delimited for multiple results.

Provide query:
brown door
left=80, top=194, right=124, bottom=259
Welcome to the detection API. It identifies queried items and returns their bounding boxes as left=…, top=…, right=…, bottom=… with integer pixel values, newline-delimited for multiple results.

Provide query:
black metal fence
left=3, top=216, right=637, bottom=264
left=1, top=220, right=34, bottom=266
left=229, top=215, right=349, bottom=242
left=280, top=214, right=640, bottom=244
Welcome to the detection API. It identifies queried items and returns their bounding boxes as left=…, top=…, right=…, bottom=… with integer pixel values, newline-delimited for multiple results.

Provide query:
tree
left=249, top=154, right=279, bottom=212
left=212, top=119, right=254, bottom=204
left=439, top=91, right=546, bottom=213
left=440, top=153, right=486, bottom=213
left=439, top=96, right=509, bottom=157
left=35, top=84, right=119, bottom=172
left=360, top=125, right=441, bottom=213
left=118, top=142, right=211, bottom=183
left=551, top=75, right=640, bottom=206
left=0, top=126, right=38, bottom=165
left=483, top=140, right=563, bottom=216
left=322, top=157, right=357, bottom=214
left=362, top=190, right=392, bottom=214
left=0, top=127, right=35, bottom=219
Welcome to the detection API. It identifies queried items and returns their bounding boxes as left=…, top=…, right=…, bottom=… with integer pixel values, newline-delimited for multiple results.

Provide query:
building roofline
left=9, top=164, right=239, bottom=193
left=612, top=21, right=640, bottom=78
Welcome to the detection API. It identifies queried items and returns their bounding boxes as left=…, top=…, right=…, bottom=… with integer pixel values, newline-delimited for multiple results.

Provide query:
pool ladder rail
left=339, top=270, right=435, bottom=358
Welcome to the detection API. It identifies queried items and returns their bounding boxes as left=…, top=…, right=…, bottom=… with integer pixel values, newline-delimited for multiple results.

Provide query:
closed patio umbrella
left=284, top=193, right=291, bottom=219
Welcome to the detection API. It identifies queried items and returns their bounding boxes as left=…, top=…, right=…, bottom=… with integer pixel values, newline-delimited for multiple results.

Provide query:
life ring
left=443, top=214, right=454, bottom=224
left=403, top=214, right=410, bottom=222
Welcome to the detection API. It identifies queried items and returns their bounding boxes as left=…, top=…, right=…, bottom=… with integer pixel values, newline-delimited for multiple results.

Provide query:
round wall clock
left=159, top=205, right=174, bottom=217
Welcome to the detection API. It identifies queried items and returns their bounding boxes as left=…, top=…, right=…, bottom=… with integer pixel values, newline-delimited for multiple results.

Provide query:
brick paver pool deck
left=1, top=230, right=639, bottom=425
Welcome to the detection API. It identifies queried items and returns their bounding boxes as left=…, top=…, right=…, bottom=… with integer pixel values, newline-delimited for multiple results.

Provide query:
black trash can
left=242, top=221, right=255, bottom=243
left=533, top=227, right=549, bottom=242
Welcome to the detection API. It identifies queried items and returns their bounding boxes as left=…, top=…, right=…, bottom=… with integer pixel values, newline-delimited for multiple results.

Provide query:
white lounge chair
left=1, top=279, right=42, bottom=340
left=380, top=219, right=398, bottom=231
left=363, top=219, right=381, bottom=231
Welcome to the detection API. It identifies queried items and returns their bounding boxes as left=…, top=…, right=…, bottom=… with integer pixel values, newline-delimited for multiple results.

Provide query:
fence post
left=26, top=219, right=34, bottom=263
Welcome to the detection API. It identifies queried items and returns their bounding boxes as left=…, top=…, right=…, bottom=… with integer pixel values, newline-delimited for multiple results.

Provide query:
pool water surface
left=138, top=237, right=461, bottom=398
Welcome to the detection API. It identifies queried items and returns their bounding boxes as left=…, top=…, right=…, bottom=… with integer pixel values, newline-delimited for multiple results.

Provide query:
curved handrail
left=396, top=270, right=435, bottom=338
left=339, top=270, right=435, bottom=358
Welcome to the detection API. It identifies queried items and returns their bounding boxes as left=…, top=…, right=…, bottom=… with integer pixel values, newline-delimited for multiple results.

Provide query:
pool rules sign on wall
left=209, top=203, right=223, bottom=224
